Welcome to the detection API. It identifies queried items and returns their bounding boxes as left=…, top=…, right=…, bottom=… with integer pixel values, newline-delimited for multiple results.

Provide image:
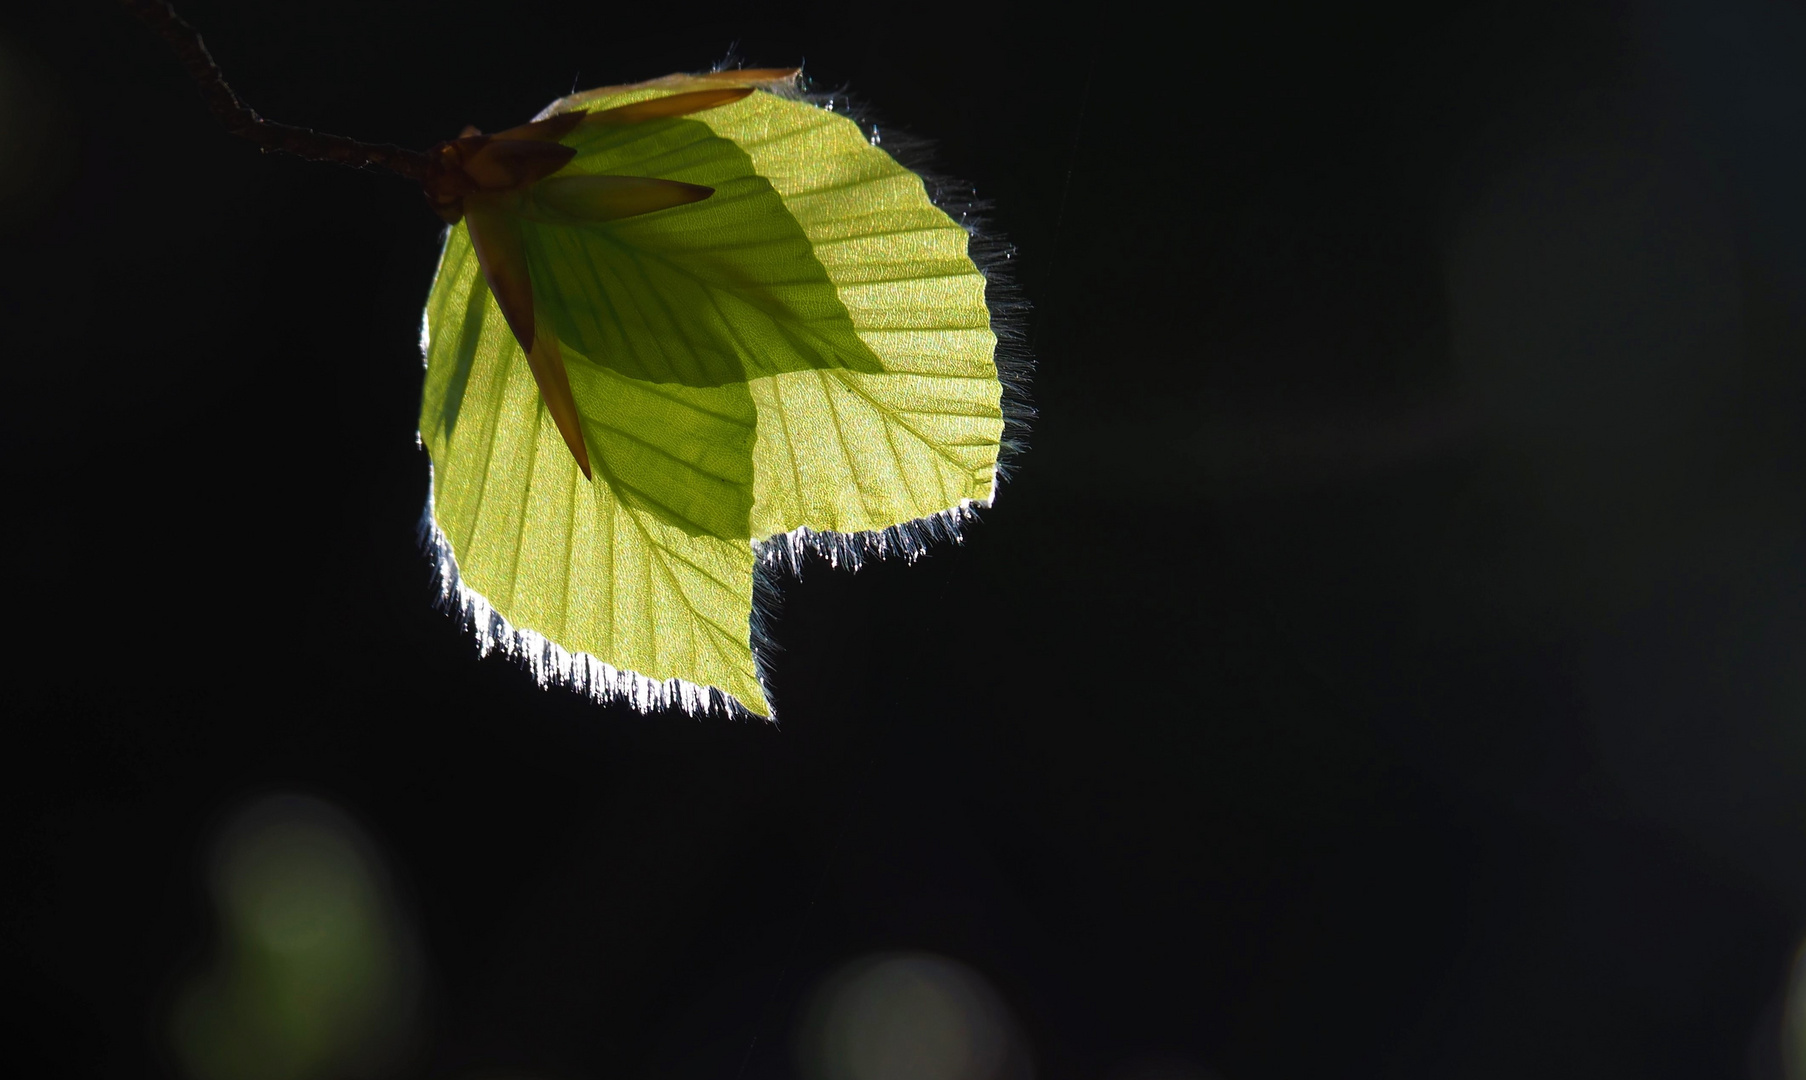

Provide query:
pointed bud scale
left=580, top=87, right=754, bottom=126
left=529, top=175, right=714, bottom=223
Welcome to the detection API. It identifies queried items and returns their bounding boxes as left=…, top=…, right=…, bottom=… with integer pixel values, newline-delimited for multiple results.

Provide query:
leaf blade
left=422, top=224, right=767, bottom=715
left=682, top=89, right=1005, bottom=535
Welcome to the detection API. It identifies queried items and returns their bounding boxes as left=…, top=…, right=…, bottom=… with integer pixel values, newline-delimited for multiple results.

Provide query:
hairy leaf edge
left=740, top=82, right=1033, bottom=721
left=419, top=463, right=770, bottom=719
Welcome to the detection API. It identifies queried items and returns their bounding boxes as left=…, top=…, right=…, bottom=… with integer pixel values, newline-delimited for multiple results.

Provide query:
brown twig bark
left=120, top=0, right=434, bottom=182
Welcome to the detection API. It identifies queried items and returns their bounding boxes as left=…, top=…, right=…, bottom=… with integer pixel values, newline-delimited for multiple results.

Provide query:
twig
left=119, top=0, right=434, bottom=182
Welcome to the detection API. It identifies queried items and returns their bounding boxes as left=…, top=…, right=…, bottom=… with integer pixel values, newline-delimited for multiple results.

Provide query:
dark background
left=6, top=1, right=1806, bottom=1077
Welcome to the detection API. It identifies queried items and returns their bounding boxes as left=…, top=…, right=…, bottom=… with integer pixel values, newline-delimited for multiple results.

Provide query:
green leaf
left=419, top=76, right=1010, bottom=717
left=675, top=88, right=1004, bottom=536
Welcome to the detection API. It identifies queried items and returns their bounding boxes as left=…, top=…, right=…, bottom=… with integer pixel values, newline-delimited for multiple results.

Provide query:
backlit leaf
left=420, top=73, right=1011, bottom=717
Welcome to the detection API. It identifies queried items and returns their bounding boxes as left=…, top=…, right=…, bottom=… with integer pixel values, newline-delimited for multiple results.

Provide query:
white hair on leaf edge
left=743, top=502, right=986, bottom=722
left=752, top=501, right=984, bottom=578
left=418, top=464, right=988, bottom=722
left=418, top=465, right=765, bottom=721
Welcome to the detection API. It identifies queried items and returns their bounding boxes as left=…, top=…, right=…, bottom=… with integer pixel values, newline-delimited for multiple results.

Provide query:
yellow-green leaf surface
left=421, top=73, right=1006, bottom=717
left=526, top=113, right=886, bottom=387
left=548, top=77, right=1003, bottom=537
left=422, top=236, right=763, bottom=713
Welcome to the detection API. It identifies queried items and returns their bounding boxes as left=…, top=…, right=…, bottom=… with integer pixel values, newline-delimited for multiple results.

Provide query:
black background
left=6, top=1, right=1806, bottom=1077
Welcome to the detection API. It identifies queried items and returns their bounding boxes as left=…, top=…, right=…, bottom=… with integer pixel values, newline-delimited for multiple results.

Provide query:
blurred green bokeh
left=170, top=795, right=417, bottom=1080
left=796, top=952, right=1029, bottom=1080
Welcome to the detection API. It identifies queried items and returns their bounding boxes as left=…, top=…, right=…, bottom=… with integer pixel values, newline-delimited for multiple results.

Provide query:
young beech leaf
left=418, top=69, right=1007, bottom=718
